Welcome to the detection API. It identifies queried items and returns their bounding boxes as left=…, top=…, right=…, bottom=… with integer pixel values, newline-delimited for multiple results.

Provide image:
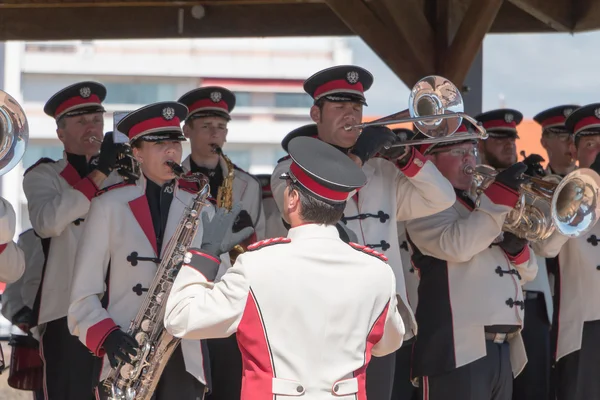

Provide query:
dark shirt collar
left=66, top=152, right=97, bottom=178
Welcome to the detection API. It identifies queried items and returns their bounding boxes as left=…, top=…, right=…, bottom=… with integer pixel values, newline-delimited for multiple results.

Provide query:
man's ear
left=132, top=146, right=143, bottom=164
left=183, top=122, right=192, bottom=139
left=309, top=105, right=321, bottom=123
left=540, top=136, right=549, bottom=150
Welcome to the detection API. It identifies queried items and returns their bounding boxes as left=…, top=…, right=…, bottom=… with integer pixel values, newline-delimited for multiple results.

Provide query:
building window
left=225, top=151, right=251, bottom=172
left=22, top=143, right=64, bottom=170
left=274, top=93, right=313, bottom=108
left=104, top=83, right=178, bottom=105
left=233, top=92, right=251, bottom=107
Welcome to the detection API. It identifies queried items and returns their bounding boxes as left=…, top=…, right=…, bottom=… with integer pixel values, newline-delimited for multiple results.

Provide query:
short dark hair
left=56, top=117, right=67, bottom=129
left=289, top=181, right=345, bottom=225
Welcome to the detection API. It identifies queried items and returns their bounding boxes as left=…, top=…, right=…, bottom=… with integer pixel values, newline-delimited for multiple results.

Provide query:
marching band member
left=270, top=65, right=454, bottom=400
left=0, top=197, right=25, bottom=283
left=535, top=105, right=579, bottom=177
left=1, top=229, right=44, bottom=332
left=178, top=86, right=265, bottom=240
left=255, top=174, right=288, bottom=239
left=22, top=81, right=120, bottom=399
left=405, top=130, right=538, bottom=400
left=532, top=103, right=600, bottom=400
left=178, top=86, right=265, bottom=400
left=389, top=127, right=419, bottom=400
left=475, top=109, right=554, bottom=400
left=2, top=228, right=45, bottom=400
left=164, top=136, right=404, bottom=399
left=68, top=101, right=231, bottom=399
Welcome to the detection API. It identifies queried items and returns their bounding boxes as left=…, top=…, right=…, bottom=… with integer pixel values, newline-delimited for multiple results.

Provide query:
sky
left=345, top=30, right=600, bottom=120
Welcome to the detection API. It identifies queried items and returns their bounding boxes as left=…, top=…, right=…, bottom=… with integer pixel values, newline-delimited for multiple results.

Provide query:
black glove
left=201, top=203, right=254, bottom=259
left=350, top=126, right=397, bottom=165
left=590, top=152, right=600, bottom=175
left=232, top=209, right=254, bottom=233
left=102, top=329, right=138, bottom=368
left=96, top=132, right=119, bottom=176
left=493, top=162, right=528, bottom=192
left=498, top=232, right=528, bottom=256
left=522, top=153, right=546, bottom=177
left=11, top=306, right=34, bottom=332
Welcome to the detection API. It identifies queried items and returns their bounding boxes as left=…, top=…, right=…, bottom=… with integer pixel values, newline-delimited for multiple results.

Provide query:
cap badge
left=564, top=108, right=573, bottom=117
left=210, top=91, right=222, bottom=103
left=79, top=87, right=91, bottom=98
left=346, top=71, right=359, bottom=85
left=162, top=107, right=175, bottom=120
left=504, top=113, right=514, bottom=123
left=595, top=108, right=600, bottom=120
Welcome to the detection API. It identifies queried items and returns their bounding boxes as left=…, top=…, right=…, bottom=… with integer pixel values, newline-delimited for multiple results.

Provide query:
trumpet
left=89, top=135, right=140, bottom=181
left=464, top=164, right=600, bottom=241
left=344, top=75, right=487, bottom=148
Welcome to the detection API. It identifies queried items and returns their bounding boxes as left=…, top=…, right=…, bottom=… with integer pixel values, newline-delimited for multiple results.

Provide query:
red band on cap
left=314, top=79, right=364, bottom=99
left=189, top=98, right=229, bottom=114
left=55, top=94, right=101, bottom=118
left=574, top=116, right=600, bottom=134
left=481, top=119, right=517, bottom=130
left=290, top=162, right=348, bottom=202
left=128, top=116, right=181, bottom=140
left=541, top=115, right=566, bottom=129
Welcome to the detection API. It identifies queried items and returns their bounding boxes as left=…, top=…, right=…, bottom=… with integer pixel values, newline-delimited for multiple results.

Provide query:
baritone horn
left=465, top=164, right=600, bottom=241
left=0, top=90, right=29, bottom=176
left=344, top=75, right=487, bottom=147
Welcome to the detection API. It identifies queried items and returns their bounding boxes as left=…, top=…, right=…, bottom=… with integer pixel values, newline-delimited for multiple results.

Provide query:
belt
left=523, top=291, right=540, bottom=300
left=484, top=331, right=518, bottom=344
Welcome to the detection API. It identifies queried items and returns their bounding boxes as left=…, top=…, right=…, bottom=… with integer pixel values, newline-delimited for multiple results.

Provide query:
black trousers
left=392, top=338, right=418, bottom=400
left=418, top=341, right=512, bottom=400
left=512, top=295, right=551, bottom=400
left=555, top=319, right=600, bottom=400
left=205, top=335, right=242, bottom=400
left=366, top=351, right=396, bottom=400
left=41, top=316, right=100, bottom=400
left=97, top=344, right=206, bottom=400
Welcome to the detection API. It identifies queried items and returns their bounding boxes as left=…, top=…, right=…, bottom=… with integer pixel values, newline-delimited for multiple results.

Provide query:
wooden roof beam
left=378, top=0, right=435, bottom=81
left=440, top=0, right=504, bottom=86
left=325, top=0, right=433, bottom=88
left=507, top=0, right=573, bottom=32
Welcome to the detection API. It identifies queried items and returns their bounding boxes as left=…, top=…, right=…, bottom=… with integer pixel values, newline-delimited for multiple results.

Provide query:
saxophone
left=213, top=145, right=245, bottom=263
left=103, top=161, right=211, bottom=400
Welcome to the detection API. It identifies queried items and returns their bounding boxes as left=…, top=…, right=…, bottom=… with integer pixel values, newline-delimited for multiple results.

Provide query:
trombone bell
left=344, top=75, right=487, bottom=147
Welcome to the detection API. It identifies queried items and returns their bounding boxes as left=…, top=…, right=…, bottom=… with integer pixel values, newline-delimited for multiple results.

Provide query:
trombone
left=344, top=75, right=488, bottom=147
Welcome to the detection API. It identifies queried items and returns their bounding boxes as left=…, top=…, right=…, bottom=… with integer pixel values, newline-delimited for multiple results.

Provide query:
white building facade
left=0, top=37, right=353, bottom=236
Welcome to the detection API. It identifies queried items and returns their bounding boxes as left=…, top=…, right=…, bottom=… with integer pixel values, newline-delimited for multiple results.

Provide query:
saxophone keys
left=134, top=333, right=147, bottom=351
left=190, top=209, right=198, bottom=217
left=140, top=319, right=153, bottom=332
left=156, top=291, right=165, bottom=304
left=120, top=363, right=134, bottom=379
left=185, top=221, right=193, bottom=229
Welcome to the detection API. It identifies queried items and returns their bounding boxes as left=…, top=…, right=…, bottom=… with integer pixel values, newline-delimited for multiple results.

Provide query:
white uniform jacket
left=68, top=176, right=229, bottom=385
left=405, top=189, right=538, bottom=378
left=526, top=255, right=553, bottom=324
left=271, top=149, right=455, bottom=338
left=22, top=155, right=120, bottom=325
left=0, top=197, right=25, bottom=283
left=1, top=229, right=44, bottom=322
left=182, top=155, right=266, bottom=240
left=164, top=224, right=405, bottom=400
left=397, top=221, right=418, bottom=314
left=532, top=223, right=600, bottom=361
